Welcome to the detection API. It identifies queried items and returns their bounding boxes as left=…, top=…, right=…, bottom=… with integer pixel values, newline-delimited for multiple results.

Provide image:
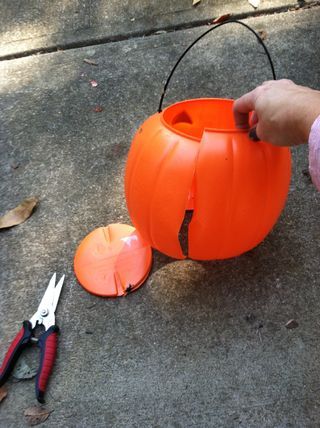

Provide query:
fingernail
left=249, top=127, right=260, bottom=142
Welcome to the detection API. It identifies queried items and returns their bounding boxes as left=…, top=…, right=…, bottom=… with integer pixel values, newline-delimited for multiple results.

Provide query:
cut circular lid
left=74, top=224, right=152, bottom=297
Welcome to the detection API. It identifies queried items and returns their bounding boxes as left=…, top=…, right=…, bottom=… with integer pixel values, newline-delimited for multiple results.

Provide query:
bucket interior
left=162, top=98, right=242, bottom=141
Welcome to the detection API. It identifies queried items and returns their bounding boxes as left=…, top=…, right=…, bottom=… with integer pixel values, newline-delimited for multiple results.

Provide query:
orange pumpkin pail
left=125, top=20, right=291, bottom=261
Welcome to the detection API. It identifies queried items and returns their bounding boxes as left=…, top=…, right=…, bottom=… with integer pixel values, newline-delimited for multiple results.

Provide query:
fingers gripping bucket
left=125, top=20, right=291, bottom=261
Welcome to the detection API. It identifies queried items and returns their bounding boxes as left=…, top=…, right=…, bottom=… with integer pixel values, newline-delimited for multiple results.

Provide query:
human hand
left=233, top=79, right=320, bottom=146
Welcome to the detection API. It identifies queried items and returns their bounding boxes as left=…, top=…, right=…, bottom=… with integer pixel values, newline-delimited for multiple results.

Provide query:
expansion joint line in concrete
left=1, top=2, right=320, bottom=61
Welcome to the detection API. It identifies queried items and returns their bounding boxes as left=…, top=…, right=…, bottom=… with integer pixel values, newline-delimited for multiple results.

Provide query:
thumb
left=233, top=91, right=256, bottom=129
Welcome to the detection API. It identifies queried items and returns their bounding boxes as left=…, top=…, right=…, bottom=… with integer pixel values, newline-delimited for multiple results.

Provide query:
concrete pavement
left=1, top=5, right=320, bottom=427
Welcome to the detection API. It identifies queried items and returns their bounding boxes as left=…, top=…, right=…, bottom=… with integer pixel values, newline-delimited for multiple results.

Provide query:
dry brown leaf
left=213, top=14, right=231, bottom=24
left=84, top=58, right=98, bottom=66
left=93, top=105, right=104, bottom=113
left=193, top=0, right=201, bottom=6
left=0, top=197, right=38, bottom=229
left=285, top=319, right=299, bottom=329
left=248, top=0, right=260, bottom=8
left=0, top=386, right=8, bottom=403
left=258, top=30, right=267, bottom=40
left=24, top=406, right=53, bottom=426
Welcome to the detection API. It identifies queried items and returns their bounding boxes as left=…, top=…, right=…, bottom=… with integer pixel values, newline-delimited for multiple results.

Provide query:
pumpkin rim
left=161, top=98, right=249, bottom=142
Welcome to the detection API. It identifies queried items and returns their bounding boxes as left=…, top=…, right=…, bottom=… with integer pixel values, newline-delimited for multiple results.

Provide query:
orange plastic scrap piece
left=125, top=113, right=199, bottom=259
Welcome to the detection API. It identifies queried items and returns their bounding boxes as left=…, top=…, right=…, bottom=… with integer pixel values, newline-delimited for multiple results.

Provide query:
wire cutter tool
left=0, top=273, right=65, bottom=403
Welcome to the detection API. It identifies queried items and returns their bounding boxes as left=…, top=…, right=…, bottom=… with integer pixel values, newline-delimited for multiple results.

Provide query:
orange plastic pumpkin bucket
left=125, top=20, right=291, bottom=260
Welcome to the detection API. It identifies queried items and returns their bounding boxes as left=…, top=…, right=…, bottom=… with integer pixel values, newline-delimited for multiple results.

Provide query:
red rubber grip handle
left=36, top=325, right=59, bottom=403
left=0, top=321, right=32, bottom=386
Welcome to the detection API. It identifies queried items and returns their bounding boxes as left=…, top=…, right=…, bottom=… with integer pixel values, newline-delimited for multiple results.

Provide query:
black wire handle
left=158, top=19, right=276, bottom=113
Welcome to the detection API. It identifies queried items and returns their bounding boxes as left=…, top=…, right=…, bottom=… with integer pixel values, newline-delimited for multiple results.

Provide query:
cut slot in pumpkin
left=178, top=210, right=194, bottom=257
left=172, top=111, right=193, bottom=125
left=171, top=111, right=194, bottom=136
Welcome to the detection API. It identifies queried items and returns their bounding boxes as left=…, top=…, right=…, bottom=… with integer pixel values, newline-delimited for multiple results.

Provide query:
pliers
left=0, top=273, right=65, bottom=403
